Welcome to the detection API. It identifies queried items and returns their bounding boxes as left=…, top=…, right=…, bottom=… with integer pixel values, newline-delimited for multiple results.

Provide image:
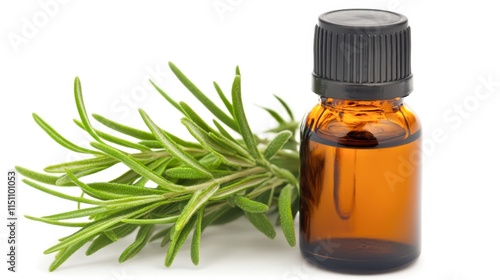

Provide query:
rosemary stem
left=246, top=177, right=285, bottom=198
left=185, top=166, right=267, bottom=192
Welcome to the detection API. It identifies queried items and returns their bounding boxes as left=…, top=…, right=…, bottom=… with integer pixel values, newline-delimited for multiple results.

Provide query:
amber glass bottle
left=300, top=9, right=421, bottom=273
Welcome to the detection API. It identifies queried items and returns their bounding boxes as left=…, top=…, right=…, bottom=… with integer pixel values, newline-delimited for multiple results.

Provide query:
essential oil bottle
left=299, top=9, right=421, bottom=273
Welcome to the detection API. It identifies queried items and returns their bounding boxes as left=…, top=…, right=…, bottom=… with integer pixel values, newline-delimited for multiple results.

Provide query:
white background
left=1, top=0, right=500, bottom=279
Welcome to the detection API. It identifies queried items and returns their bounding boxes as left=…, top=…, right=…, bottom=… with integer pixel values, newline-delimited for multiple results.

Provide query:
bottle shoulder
left=301, top=100, right=421, bottom=148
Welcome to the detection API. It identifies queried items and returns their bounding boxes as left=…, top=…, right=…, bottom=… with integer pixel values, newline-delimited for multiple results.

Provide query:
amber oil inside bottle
left=300, top=97, right=421, bottom=273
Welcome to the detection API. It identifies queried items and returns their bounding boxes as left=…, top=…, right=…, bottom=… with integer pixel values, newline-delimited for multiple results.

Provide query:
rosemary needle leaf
left=43, top=206, right=108, bottom=220
left=23, top=179, right=103, bottom=205
left=231, top=75, right=262, bottom=160
left=32, top=113, right=100, bottom=155
left=15, top=166, right=60, bottom=185
left=198, top=153, right=222, bottom=170
left=86, top=224, right=138, bottom=255
left=88, top=182, right=166, bottom=198
left=179, top=102, right=215, bottom=134
left=133, top=158, right=171, bottom=187
left=149, top=80, right=183, bottom=113
left=104, top=230, right=119, bottom=242
left=291, top=193, right=300, bottom=219
left=137, top=140, right=163, bottom=149
left=265, top=122, right=300, bottom=134
left=24, top=215, right=90, bottom=227
left=119, top=224, right=154, bottom=263
left=92, top=114, right=156, bottom=140
left=258, top=188, right=275, bottom=207
left=49, top=238, right=89, bottom=272
left=172, top=183, right=219, bottom=240
left=122, top=215, right=179, bottom=225
left=270, top=165, right=298, bottom=187
left=213, top=81, right=233, bottom=115
left=181, top=118, right=235, bottom=157
left=208, top=131, right=253, bottom=160
left=74, top=77, right=102, bottom=143
left=111, top=169, right=141, bottom=184
left=165, top=214, right=196, bottom=267
left=161, top=131, right=203, bottom=149
left=183, top=126, right=254, bottom=166
left=263, top=131, right=293, bottom=160
left=212, top=119, right=238, bottom=143
left=273, top=94, right=294, bottom=121
left=168, top=62, right=238, bottom=132
left=233, top=196, right=269, bottom=213
left=202, top=207, right=243, bottom=228
left=278, top=184, right=296, bottom=246
left=98, top=195, right=167, bottom=207
left=66, top=171, right=123, bottom=200
left=44, top=202, right=164, bottom=254
left=149, top=226, right=171, bottom=243
left=160, top=227, right=173, bottom=247
left=244, top=212, right=276, bottom=239
left=191, top=208, right=204, bottom=265
left=259, top=106, right=286, bottom=125
left=90, top=141, right=185, bottom=192
left=215, top=154, right=254, bottom=168
left=140, top=137, right=202, bottom=149
left=100, top=196, right=166, bottom=211
left=55, top=166, right=108, bottom=186
left=210, top=174, right=269, bottom=200
left=164, top=167, right=212, bottom=180
left=139, top=109, right=213, bottom=179
left=44, top=156, right=118, bottom=173
left=74, top=119, right=151, bottom=151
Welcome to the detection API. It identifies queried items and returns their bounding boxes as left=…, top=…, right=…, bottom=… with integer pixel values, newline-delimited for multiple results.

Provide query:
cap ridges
left=312, top=9, right=413, bottom=99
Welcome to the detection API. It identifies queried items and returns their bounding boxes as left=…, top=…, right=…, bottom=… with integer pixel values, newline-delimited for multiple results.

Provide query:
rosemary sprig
left=17, top=62, right=300, bottom=271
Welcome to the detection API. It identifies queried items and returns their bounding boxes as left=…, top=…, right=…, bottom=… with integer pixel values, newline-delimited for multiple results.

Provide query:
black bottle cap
left=312, top=9, right=412, bottom=100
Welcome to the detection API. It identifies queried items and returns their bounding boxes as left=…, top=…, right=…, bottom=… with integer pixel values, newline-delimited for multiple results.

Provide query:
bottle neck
left=320, top=97, right=404, bottom=112
left=307, top=96, right=417, bottom=147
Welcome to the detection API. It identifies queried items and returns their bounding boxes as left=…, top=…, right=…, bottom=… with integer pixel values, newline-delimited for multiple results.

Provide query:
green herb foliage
left=17, top=63, right=300, bottom=271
